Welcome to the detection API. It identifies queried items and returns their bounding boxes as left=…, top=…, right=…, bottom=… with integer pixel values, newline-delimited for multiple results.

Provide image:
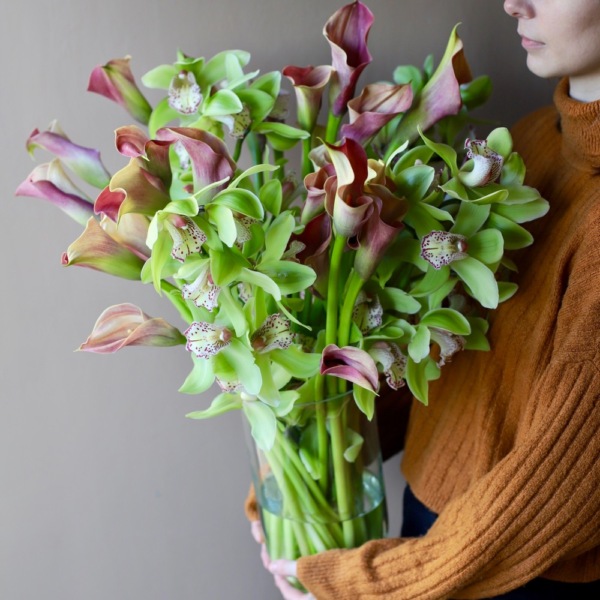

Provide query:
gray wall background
left=0, top=1, right=554, bottom=599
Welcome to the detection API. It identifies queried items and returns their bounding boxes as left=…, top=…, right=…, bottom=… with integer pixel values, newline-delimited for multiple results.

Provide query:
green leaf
left=468, top=229, right=504, bottom=265
left=501, top=153, right=526, bottom=186
left=498, top=281, right=519, bottom=302
left=493, top=198, right=549, bottom=223
left=409, top=265, right=451, bottom=297
left=149, top=229, right=174, bottom=294
left=251, top=71, right=281, bottom=99
left=217, top=286, right=248, bottom=337
left=256, top=355, right=281, bottom=407
left=207, top=204, right=237, bottom=246
left=460, top=75, right=492, bottom=110
left=179, top=356, right=215, bottom=395
left=486, top=212, right=534, bottom=250
left=260, top=179, right=283, bottom=216
left=419, top=308, right=471, bottom=335
left=242, top=400, right=277, bottom=451
left=211, top=188, right=264, bottom=220
left=343, top=428, right=365, bottom=463
left=406, top=356, right=429, bottom=405
left=451, top=257, right=499, bottom=309
left=464, top=317, right=490, bottom=351
left=199, top=50, right=251, bottom=90
left=148, top=97, right=180, bottom=138
left=237, top=88, right=274, bottom=123
left=258, top=260, right=316, bottom=295
left=230, top=164, right=279, bottom=189
left=419, top=129, right=458, bottom=177
left=263, top=212, right=295, bottom=263
left=210, top=245, right=249, bottom=285
left=186, top=393, right=243, bottom=420
left=421, top=203, right=454, bottom=223
left=299, top=422, right=320, bottom=479
left=353, top=386, right=375, bottom=420
left=405, top=202, right=444, bottom=238
left=393, top=165, right=435, bottom=201
left=203, top=89, right=243, bottom=116
left=390, top=145, right=434, bottom=176
left=270, top=346, right=320, bottom=379
left=239, top=267, right=281, bottom=300
left=253, top=122, right=310, bottom=151
left=393, top=64, right=423, bottom=90
left=408, top=324, right=430, bottom=363
left=379, top=287, right=422, bottom=314
left=221, top=339, right=262, bottom=395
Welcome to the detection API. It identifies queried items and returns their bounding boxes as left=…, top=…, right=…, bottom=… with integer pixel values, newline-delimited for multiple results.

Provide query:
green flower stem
left=232, top=137, right=245, bottom=163
left=325, top=112, right=343, bottom=144
left=301, top=138, right=313, bottom=179
left=338, top=270, right=365, bottom=347
left=273, top=150, right=285, bottom=180
left=314, top=375, right=329, bottom=493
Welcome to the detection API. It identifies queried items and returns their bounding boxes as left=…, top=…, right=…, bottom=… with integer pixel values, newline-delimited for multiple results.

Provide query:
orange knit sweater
left=298, top=79, right=600, bottom=599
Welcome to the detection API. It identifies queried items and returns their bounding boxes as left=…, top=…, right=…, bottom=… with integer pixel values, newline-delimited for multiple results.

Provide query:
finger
left=260, top=543, right=271, bottom=570
left=250, top=520, right=264, bottom=544
left=274, top=575, right=313, bottom=600
left=269, top=558, right=298, bottom=578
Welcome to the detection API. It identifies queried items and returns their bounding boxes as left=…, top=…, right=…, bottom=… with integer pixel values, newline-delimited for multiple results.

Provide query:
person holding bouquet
left=258, top=1, right=600, bottom=598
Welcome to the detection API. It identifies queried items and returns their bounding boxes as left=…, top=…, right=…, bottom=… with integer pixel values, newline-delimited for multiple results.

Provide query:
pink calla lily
left=294, top=212, right=332, bottom=297
left=26, top=121, right=111, bottom=189
left=88, top=56, right=152, bottom=125
left=394, top=26, right=472, bottom=143
left=324, top=1, right=374, bottom=117
left=320, top=344, right=379, bottom=393
left=156, top=127, right=235, bottom=195
left=114, top=125, right=151, bottom=158
left=15, top=160, right=94, bottom=226
left=78, top=303, right=185, bottom=354
left=283, top=65, right=333, bottom=131
left=341, top=83, right=414, bottom=144
left=62, top=217, right=146, bottom=279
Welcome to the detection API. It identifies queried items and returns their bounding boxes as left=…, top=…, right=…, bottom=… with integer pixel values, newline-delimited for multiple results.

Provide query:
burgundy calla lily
left=115, top=125, right=151, bottom=158
left=320, top=344, right=379, bottom=393
left=15, top=160, right=94, bottom=226
left=324, top=1, right=374, bottom=117
left=341, top=82, right=414, bottom=144
left=88, top=57, right=152, bottom=125
left=283, top=65, right=333, bottom=131
left=26, top=121, right=111, bottom=189
left=62, top=217, right=146, bottom=280
left=78, top=303, right=185, bottom=353
left=394, top=26, right=472, bottom=143
left=294, top=212, right=332, bottom=297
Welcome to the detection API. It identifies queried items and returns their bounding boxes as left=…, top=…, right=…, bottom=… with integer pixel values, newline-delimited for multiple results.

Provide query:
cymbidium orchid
left=88, top=57, right=153, bottom=125
left=17, top=1, right=550, bottom=579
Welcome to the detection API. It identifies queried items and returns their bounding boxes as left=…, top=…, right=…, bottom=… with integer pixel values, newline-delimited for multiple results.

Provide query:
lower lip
left=521, top=36, right=545, bottom=50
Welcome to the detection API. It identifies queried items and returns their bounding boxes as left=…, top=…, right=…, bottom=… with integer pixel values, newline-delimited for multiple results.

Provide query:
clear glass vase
left=244, top=390, right=387, bottom=583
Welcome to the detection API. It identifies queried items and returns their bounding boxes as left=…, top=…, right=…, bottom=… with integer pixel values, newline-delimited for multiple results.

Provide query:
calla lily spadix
left=78, top=303, right=185, bottom=353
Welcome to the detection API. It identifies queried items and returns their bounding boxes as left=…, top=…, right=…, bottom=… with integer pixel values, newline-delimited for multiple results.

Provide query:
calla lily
left=15, top=160, right=94, bottom=226
left=26, top=121, right=110, bottom=189
left=184, top=322, right=233, bottom=359
left=88, top=56, right=152, bottom=125
left=368, top=341, right=407, bottom=390
left=165, top=215, right=207, bottom=262
left=458, top=138, right=504, bottom=187
left=294, top=212, right=332, bottom=297
left=420, top=230, right=468, bottom=270
left=156, top=127, right=235, bottom=195
left=283, top=65, right=333, bottom=131
left=181, top=262, right=220, bottom=310
left=251, top=314, right=293, bottom=354
left=114, top=125, right=151, bottom=158
left=324, top=1, right=374, bottom=116
left=301, top=163, right=336, bottom=225
left=341, top=83, right=413, bottom=144
left=325, top=138, right=373, bottom=238
left=168, top=70, right=203, bottom=115
left=320, top=344, right=379, bottom=393
left=98, top=213, right=151, bottom=260
left=78, top=303, right=185, bottom=353
left=352, top=290, right=383, bottom=333
left=392, top=26, right=472, bottom=144
left=430, top=327, right=465, bottom=366
left=61, top=217, right=146, bottom=279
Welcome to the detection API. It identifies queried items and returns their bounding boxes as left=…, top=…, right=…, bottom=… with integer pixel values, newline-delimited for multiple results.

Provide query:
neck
left=568, top=74, right=600, bottom=102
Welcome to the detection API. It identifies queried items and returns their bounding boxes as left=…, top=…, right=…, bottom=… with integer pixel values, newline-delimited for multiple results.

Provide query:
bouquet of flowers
left=16, top=0, right=547, bottom=587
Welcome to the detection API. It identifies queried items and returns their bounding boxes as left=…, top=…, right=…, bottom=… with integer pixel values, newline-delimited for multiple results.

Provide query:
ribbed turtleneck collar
left=554, top=77, right=600, bottom=172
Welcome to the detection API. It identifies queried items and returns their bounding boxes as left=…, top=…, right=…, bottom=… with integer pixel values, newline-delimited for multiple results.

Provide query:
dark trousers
left=401, top=485, right=600, bottom=599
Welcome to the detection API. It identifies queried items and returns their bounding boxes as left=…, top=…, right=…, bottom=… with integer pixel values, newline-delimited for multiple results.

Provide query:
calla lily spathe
left=78, top=303, right=185, bottom=353
left=320, top=344, right=379, bottom=393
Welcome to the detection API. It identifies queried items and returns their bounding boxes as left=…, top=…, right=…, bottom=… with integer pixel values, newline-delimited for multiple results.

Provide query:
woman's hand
left=250, top=521, right=315, bottom=600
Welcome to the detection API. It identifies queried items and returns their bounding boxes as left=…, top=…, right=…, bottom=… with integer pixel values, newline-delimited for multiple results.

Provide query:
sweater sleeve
left=297, top=221, right=600, bottom=599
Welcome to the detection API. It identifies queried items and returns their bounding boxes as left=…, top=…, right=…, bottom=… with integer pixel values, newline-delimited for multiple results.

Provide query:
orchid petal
left=88, top=56, right=152, bottom=125
left=15, top=160, right=94, bottom=226
left=78, top=303, right=184, bottom=353
left=181, top=262, right=220, bottom=310
left=61, top=217, right=145, bottom=279
left=369, top=341, right=407, bottom=390
left=352, top=291, right=383, bottom=334
left=430, top=327, right=465, bottom=367
left=324, top=1, right=374, bottom=116
left=164, top=215, right=207, bottom=262
left=251, top=314, right=293, bottom=354
left=459, top=138, right=504, bottom=187
left=184, top=322, right=232, bottom=359
left=320, top=344, right=379, bottom=393
left=168, top=70, right=203, bottom=115
left=420, top=230, right=468, bottom=270
left=26, top=121, right=110, bottom=188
